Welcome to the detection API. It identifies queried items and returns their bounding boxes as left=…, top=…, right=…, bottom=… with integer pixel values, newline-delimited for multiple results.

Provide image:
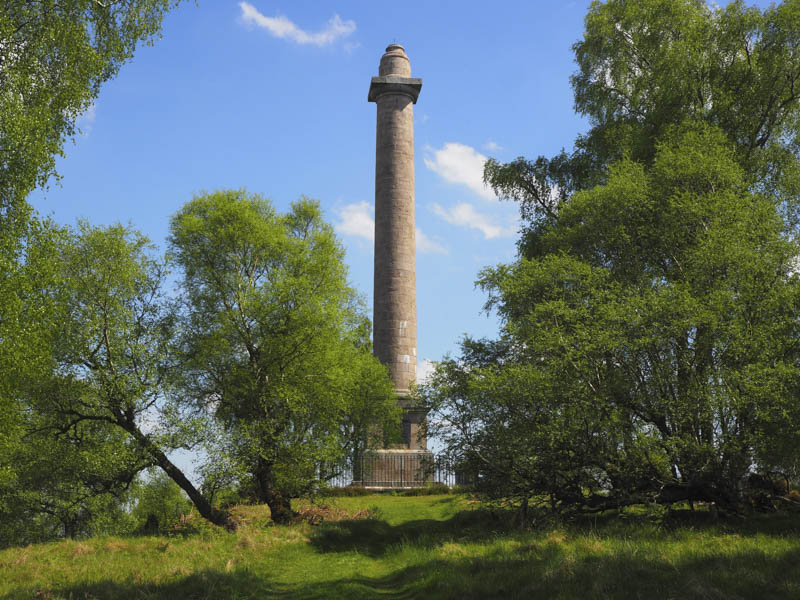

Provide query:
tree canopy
left=0, top=0, right=401, bottom=539
left=426, top=0, right=800, bottom=517
left=45, top=223, right=222, bottom=519
left=486, top=0, right=800, bottom=258
left=169, top=190, right=398, bottom=523
left=0, top=0, right=211, bottom=544
left=0, top=0, right=183, bottom=213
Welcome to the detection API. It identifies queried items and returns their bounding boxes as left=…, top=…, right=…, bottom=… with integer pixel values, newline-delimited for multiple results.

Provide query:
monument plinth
left=364, top=44, right=431, bottom=485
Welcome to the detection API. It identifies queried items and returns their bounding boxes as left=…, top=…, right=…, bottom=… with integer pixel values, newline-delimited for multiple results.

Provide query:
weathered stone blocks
left=369, top=44, right=428, bottom=454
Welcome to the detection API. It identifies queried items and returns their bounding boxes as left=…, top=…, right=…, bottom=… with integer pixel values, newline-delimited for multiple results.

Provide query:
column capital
left=368, top=76, right=422, bottom=104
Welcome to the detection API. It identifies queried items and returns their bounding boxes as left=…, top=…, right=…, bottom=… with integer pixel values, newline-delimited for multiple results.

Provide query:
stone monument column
left=368, top=44, right=428, bottom=454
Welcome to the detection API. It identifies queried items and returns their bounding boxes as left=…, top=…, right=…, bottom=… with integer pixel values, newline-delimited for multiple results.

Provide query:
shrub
left=132, top=469, right=192, bottom=532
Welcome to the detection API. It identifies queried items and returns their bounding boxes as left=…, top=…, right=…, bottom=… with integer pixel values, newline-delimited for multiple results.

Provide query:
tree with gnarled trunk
left=0, top=0, right=187, bottom=542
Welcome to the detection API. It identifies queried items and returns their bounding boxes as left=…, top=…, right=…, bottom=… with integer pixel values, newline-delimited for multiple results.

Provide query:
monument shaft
left=369, top=45, right=425, bottom=449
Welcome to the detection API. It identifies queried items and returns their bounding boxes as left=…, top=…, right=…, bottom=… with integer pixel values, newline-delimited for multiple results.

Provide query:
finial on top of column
left=369, top=43, right=422, bottom=103
left=379, top=44, right=411, bottom=77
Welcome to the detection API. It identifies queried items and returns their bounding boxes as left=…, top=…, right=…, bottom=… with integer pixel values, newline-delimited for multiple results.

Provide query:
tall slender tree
left=169, top=190, right=397, bottom=523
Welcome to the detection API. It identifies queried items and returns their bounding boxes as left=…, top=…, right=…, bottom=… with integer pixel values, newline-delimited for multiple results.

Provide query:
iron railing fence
left=324, top=453, right=470, bottom=488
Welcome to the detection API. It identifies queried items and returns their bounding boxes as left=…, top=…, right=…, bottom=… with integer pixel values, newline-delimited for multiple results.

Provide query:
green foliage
left=441, top=0, right=800, bottom=515
left=572, top=0, right=800, bottom=203
left=33, top=220, right=176, bottom=450
left=168, top=190, right=399, bottom=523
left=131, top=469, right=192, bottom=532
left=0, top=218, right=142, bottom=545
left=398, top=483, right=451, bottom=497
left=433, top=123, right=800, bottom=513
left=320, top=486, right=374, bottom=497
left=0, top=215, right=61, bottom=506
left=487, top=0, right=800, bottom=258
left=0, top=0, right=183, bottom=211
left=0, top=220, right=233, bottom=541
left=0, top=0, right=191, bottom=543
left=0, top=421, right=142, bottom=545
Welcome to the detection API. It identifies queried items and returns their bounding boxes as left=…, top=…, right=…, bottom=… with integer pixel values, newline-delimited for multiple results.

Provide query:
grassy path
left=2, top=495, right=799, bottom=599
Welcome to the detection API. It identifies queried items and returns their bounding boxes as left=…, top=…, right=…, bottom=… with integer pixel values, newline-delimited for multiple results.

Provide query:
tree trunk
left=123, top=421, right=237, bottom=531
left=255, top=458, right=295, bottom=525
left=265, top=488, right=294, bottom=525
left=516, top=497, right=529, bottom=531
left=694, top=324, right=715, bottom=446
left=63, top=519, right=76, bottom=540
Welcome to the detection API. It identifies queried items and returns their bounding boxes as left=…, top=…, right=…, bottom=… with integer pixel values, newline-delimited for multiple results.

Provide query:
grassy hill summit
left=2, top=493, right=800, bottom=599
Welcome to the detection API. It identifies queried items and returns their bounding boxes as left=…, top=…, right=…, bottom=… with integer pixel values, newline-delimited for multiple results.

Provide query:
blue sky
left=29, top=1, right=775, bottom=464
left=29, top=0, right=599, bottom=378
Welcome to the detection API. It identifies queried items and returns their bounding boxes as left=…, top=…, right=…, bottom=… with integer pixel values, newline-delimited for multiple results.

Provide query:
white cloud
left=417, top=359, right=436, bottom=384
left=343, top=41, right=361, bottom=54
left=81, top=102, right=96, bottom=123
left=424, top=142, right=496, bottom=201
left=335, top=202, right=447, bottom=254
left=484, top=140, right=503, bottom=152
left=415, top=228, right=448, bottom=255
left=238, top=2, right=356, bottom=46
left=335, top=201, right=374, bottom=241
left=432, top=202, right=516, bottom=240
left=77, top=102, right=96, bottom=137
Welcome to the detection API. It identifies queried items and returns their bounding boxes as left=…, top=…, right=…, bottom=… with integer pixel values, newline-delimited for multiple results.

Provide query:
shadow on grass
left=569, top=507, right=800, bottom=539
left=310, top=506, right=800, bottom=557
left=309, top=508, right=505, bottom=557
left=22, top=547, right=800, bottom=600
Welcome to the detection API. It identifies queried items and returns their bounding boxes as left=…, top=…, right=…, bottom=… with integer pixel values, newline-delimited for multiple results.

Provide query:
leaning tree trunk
left=123, top=421, right=237, bottom=531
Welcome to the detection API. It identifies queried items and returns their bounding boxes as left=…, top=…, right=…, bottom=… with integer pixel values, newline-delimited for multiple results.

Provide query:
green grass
left=2, top=495, right=800, bottom=599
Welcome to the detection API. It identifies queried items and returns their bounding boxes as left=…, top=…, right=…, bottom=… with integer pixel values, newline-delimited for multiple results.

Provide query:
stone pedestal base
left=353, top=449, right=434, bottom=489
left=398, top=399, right=427, bottom=450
